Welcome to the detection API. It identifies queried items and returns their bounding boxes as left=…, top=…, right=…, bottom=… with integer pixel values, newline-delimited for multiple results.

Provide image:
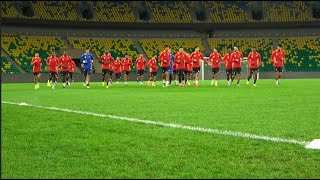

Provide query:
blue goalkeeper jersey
left=169, top=54, right=174, bottom=74
left=81, top=53, right=94, bottom=69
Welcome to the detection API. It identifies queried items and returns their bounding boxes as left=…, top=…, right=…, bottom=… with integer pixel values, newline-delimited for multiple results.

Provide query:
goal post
left=200, top=57, right=259, bottom=81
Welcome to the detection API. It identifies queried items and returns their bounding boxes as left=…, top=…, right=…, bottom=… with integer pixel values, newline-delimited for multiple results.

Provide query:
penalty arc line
left=2, top=101, right=311, bottom=147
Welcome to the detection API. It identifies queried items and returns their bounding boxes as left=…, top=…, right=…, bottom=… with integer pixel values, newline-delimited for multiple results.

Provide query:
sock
left=163, top=80, right=165, bottom=85
left=254, top=79, right=257, bottom=84
left=166, top=81, right=169, bottom=86
left=215, top=81, right=218, bottom=85
left=63, top=83, right=66, bottom=87
left=196, top=80, right=198, bottom=85
left=237, top=80, right=240, bottom=84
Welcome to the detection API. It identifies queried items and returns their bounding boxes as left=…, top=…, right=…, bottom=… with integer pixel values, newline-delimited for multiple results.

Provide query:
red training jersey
left=68, top=60, right=76, bottom=73
left=113, top=60, right=122, bottom=73
left=31, top=57, right=42, bottom=73
left=47, top=56, right=59, bottom=73
left=271, top=49, right=285, bottom=67
left=59, top=55, right=72, bottom=72
left=100, top=54, right=114, bottom=70
left=174, top=52, right=186, bottom=70
left=248, top=52, right=261, bottom=69
left=230, top=51, right=243, bottom=69
left=224, top=53, right=232, bottom=70
left=209, top=52, right=222, bottom=68
left=159, top=50, right=170, bottom=67
left=185, top=56, right=193, bottom=72
left=122, top=57, right=132, bottom=71
left=190, top=51, right=208, bottom=68
left=148, top=58, right=158, bottom=72
left=135, top=57, right=147, bottom=70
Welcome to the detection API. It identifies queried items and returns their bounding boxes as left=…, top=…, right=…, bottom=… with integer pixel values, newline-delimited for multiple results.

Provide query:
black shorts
left=109, top=70, right=114, bottom=76
left=102, top=69, right=110, bottom=75
left=173, top=70, right=177, bottom=75
left=232, top=67, right=241, bottom=75
left=137, top=70, right=145, bottom=76
left=274, top=67, right=283, bottom=72
left=33, top=72, right=41, bottom=76
left=49, top=71, right=58, bottom=77
left=212, top=68, right=219, bottom=74
left=150, top=72, right=157, bottom=77
left=115, top=73, right=121, bottom=79
left=61, top=71, right=69, bottom=76
left=124, top=71, right=130, bottom=75
left=193, top=67, right=200, bottom=73
left=226, top=69, right=232, bottom=75
left=161, top=67, right=169, bottom=73
left=249, top=68, right=259, bottom=73
left=184, top=70, right=192, bottom=76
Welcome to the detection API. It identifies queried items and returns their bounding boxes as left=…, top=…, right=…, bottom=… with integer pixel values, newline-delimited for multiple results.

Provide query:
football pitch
left=2, top=79, right=320, bottom=178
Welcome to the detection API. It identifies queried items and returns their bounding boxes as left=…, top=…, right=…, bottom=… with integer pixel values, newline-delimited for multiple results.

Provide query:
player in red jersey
left=135, top=53, right=147, bottom=86
left=59, top=50, right=72, bottom=88
left=230, top=47, right=244, bottom=86
left=113, top=57, right=122, bottom=84
left=68, top=59, right=76, bottom=84
left=147, top=54, right=158, bottom=87
left=184, top=52, right=193, bottom=86
left=174, top=47, right=186, bottom=86
left=99, top=49, right=114, bottom=88
left=246, top=47, right=261, bottom=86
left=122, top=54, right=132, bottom=87
left=271, top=44, right=285, bottom=86
left=46, top=52, right=59, bottom=89
left=159, top=45, right=171, bottom=87
left=224, top=48, right=233, bottom=86
left=109, top=55, right=115, bottom=87
left=209, top=49, right=222, bottom=86
left=190, top=46, right=209, bottom=87
left=31, top=52, right=42, bottom=89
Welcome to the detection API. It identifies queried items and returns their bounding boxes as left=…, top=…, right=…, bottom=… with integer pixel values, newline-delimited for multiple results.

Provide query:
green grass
left=2, top=79, right=320, bottom=178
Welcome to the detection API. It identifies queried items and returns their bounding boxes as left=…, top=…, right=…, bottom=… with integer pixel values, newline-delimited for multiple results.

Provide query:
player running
left=122, top=54, right=132, bottom=87
left=209, top=49, right=222, bottom=86
left=59, top=50, right=72, bottom=88
left=246, top=47, right=261, bottom=86
left=190, top=46, right=209, bottom=87
left=114, top=57, right=122, bottom=84
left=81, top=48, right=94, bottom=88
left=147, top=54, right=158, bottom=87
left=184, top=52, right=193, bottom=86
left=159, top=45, right=171, bottom=87
left=174, top=47, right=186, bottom=86
left=31, top=52, right=42, bottom=89
left=271, top=44, right=285, bottom=86
left=230, top=47, right=244, bottom=86
left=135, top=53, right=147, bottom=86
left=224, top=48, right=233, bottom=86
left=46, top=52, right=59, bottom=89
left=67, top=59, right=76, bottom=84
left=99, top=49, right=114, bottom=88
left=46, top=52, right=59, bottom=87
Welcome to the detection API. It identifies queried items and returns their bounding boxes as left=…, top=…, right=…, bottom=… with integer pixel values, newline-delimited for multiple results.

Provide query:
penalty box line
left=2, top=101, right=310, bottom=147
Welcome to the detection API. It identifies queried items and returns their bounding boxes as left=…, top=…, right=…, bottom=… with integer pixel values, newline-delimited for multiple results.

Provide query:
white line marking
left=2, top=101, right=310, bottom=147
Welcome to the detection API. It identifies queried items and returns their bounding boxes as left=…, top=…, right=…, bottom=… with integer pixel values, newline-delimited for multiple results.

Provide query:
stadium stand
left=202, top=1, right=251, bottom=23
left=278, top=37, right=320, bottom=71
left=1, top=1, right=19, bottom=18
left=139, top=39, right=205, bottom=58
left=1, top=57, right=21, bottom=74
left=1, top=35, right=66, bottom=73
left=30, top=1, right=79, bottom=21
left=86, top=1, right=138, bottom=22
left=67, top=38, right=140, bottom=71
left=208, top=39, right=274, bottom=71
left=263, top=1, right=314, bottom=22
left=145, top=1, right=194, bottom=23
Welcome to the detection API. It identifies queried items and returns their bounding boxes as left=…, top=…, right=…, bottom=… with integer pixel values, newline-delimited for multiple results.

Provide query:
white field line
left=2, top=101, right=309, bottom=147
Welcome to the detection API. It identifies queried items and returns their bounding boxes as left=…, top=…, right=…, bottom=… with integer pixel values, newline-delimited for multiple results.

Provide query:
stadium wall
left=2, top=72, right=320, bottom=83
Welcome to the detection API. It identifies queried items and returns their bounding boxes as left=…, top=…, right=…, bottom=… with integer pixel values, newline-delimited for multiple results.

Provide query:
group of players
left=31, top=44, right=285, bottom=89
